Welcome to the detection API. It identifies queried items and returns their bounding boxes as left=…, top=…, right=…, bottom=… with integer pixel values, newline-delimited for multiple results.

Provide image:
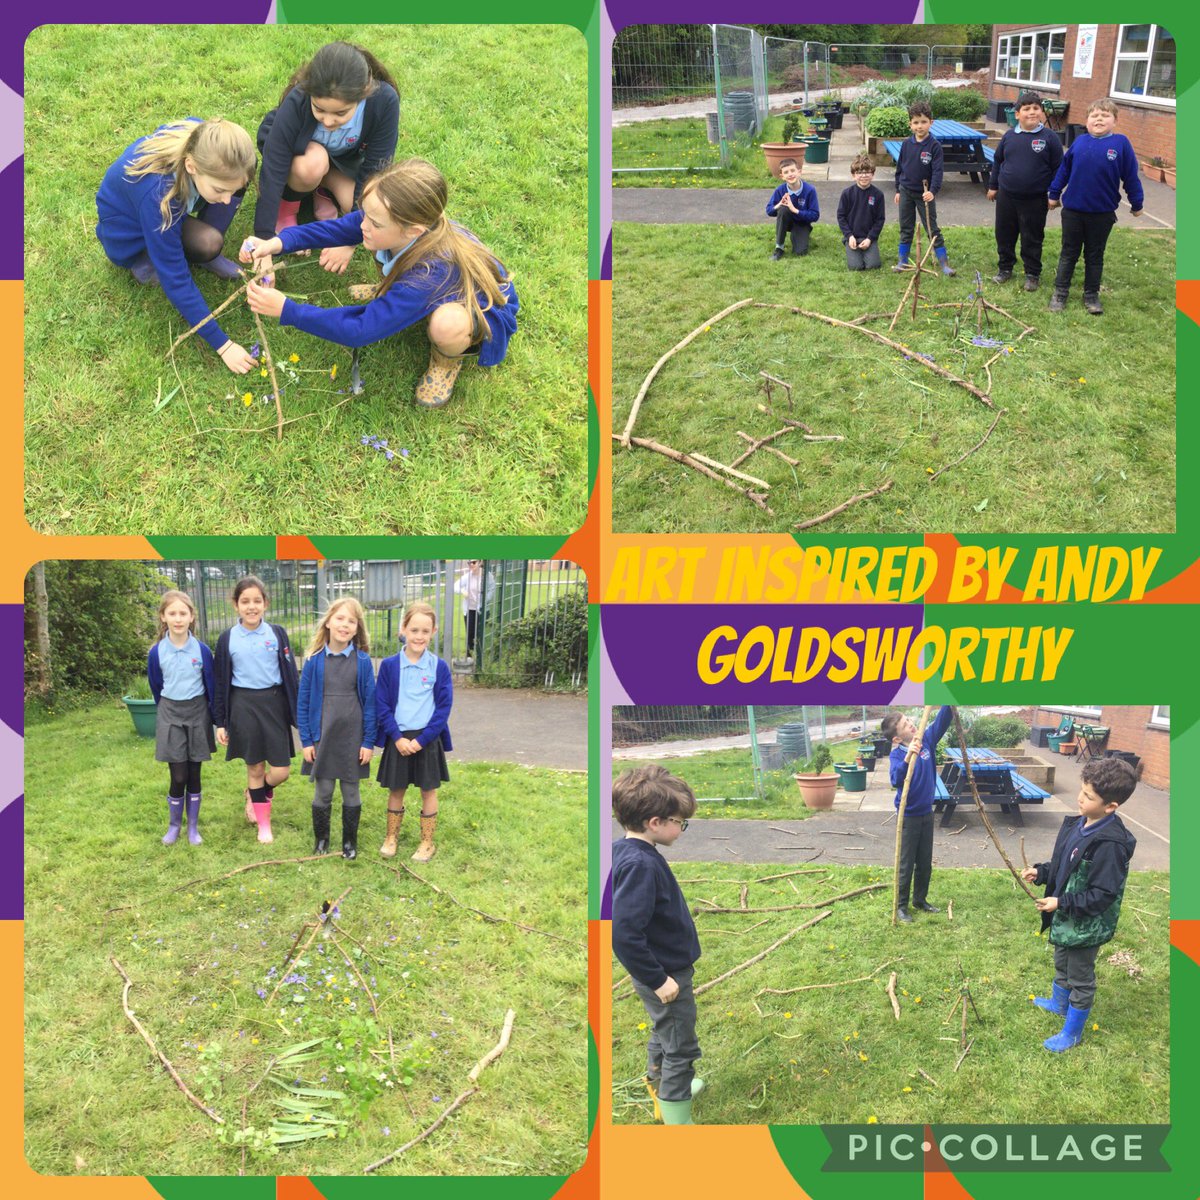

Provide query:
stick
left=759, top=370, right=793, bottom=409
left=954, top=1039, right=974, bottom=1072
left=731, top=427, right=800, bottom=469
left=950, top=709, right=1038, bottom=899
left=947, top=899, right=954, bottom=921
left=1020, top=838, right=1030, bottom=870
left=848, top=311, right=897, bottom=325
left=468, top=1009, right=516, bottom=1082
left=886, top=971, right=901, bottom=1020
left=362, top=1087, right=480, bottom=1172
left=689, top=453, right=771, bottom=490
left=892, top=706, right=932, bottom=925
left=917, top=1067, right=941, bottom=1089
left=961, top=984, right=969, bottom=1049
left=692, top=911, right=833, bottom=997
left=752, top=442, right=802, bottom=467
left=675, top=869, right=828, bottom=885
left=252, top=312, right=285, bottom=440
left=619, top=297, right=757, bottom=445
left=696, top=883, right=885, bottom=914
left=169, top=854, right=329, bottom=894
left=794, top=480, right=894, bottom=530
left=330, top=931, right=381, bottom=1020
left=615, top=434, right=773, bottom=513
left=927, top=409, right=1007, bottom=483
left=739, top=884, right=749, bottom=910
left=111, top=958, right=224, bottom=1124
left=761, top=961, right=891, bottom=996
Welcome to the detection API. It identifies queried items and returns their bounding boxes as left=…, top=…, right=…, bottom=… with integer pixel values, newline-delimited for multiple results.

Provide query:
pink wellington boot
left=313, top=188, right=338, bottom=221
left=276, top=199, right=301, bottom=232
left=251, top=801, right=273, bottom=844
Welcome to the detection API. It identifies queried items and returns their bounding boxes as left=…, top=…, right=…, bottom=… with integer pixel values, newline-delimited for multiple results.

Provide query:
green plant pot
left=123, top=696, right=158, bottom=739
left=834, top=763, right=868, bottom=792
left=801, top=137, right=830, bottom=165
left=1046, top=732, right=1070, bottom=752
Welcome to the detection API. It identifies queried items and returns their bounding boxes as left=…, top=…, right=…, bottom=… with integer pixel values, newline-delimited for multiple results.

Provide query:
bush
left=931, top=87, right=986, bottom=122
left=865, top=106, right=912, bottom=137
left=477, top=583, right=588, bottom=691
left=781, top=111, right=810, bottom=142
left=800, top=742, right=834, bottom=774
left=964, top=715, right=1029, bottom=748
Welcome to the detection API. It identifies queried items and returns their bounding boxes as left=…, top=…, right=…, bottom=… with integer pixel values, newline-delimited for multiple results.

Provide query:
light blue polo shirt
left=157, top=634, right=204, bottom=700
left=325, top=643, right=354, bottom=657
left=229, top=622, right=282, bottom=688
left=311, top=102, right=365, bottom=155
left=394, top=648, right=438, bottom=732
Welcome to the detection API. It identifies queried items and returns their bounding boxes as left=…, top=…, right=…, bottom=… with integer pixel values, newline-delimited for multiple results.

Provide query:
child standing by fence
left=374, top=602, right=453, bottom=862
left=297, top=599, right=377, bottom=859
left=147, top=590, right=216, bottom=847
left=213, top=576, right=299, bottom=844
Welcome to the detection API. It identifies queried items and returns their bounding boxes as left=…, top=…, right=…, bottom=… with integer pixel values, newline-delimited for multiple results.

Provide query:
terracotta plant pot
left=1163, top=168, right=1176, bottom=190
left=1140, top=161, right=1165, bottom=184
left=763, top=142, right=805, bottom=178
left=1059, top=741, right=1078, bottom=755
left=795, top=772, right=838, bottom=809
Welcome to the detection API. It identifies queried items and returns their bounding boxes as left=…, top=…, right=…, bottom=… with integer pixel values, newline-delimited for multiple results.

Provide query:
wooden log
left=886, top=971, right=901, bottom=1019
left=794, top=480, right=894, bottom=531
left=613, top=434, right=773, bottom=513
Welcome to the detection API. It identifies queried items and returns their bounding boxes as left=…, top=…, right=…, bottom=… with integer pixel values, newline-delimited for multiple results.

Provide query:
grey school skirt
left=225, top=685, right=295, bottom=767
left=155, top=694, right=215, bottom=763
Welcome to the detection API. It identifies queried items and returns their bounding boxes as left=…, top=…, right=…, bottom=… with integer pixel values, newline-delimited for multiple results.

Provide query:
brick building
left=990, top=24, right=1175, bottom=165
left=1032, top=705, right=1170, bottom=789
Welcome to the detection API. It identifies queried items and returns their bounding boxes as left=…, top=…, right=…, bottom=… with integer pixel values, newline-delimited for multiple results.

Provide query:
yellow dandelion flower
left=638, top=1022, right=648, bottom=1031
left=1078, top=377, right=1086, bottom=384
left=726, top=1011, right=734, bottom=1017
left=242, top=392, right=253, bottom=406
left=902, top=1086, right=913, bottom=1093
left=844, top=1035, right=852, bottom=1042
left=1028, top=994, right=1037, bottom=1001
left=852, top=1032, right=859, bottom=1039
left=1092, top=1022, right=1100, bottom=1031
left=260, top=368, right=268, bottom=377
left=783, top=1012, right=793, bottom=1019
left=926, top=467, right=934, bottom=474
left=859, top=1052, right=869, bottom=1061
left=251, top=1037, right=259, bottom=1045
left=867, top=1115, right=878, bottom=1124
left=211, top=1002, right=218, bottom=1010
left=914, top=997, right=922, bottom=1004
left=330, top=364, right=338, bottom=380
left=289, top=353, right=300, bottom=363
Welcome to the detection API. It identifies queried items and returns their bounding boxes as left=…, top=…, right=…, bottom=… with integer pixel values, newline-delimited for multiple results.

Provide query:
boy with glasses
left=837, top=154, right=886, bottom=270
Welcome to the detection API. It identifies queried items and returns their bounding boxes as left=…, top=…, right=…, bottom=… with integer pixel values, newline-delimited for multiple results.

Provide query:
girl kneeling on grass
left=213, top=575, right=300, bottom=844
left=95, top=118, right=259, bottom=374
left=374, top=602, right=453, bottom=862
left=241, top=158, right=518, bottom=408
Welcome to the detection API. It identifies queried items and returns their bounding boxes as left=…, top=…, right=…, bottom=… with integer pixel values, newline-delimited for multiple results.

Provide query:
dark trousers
left=845, top=242, right=882, bottom=271
left=774, top=210, right=812, bottom=255
left=898, top=811, right=934, bottom=907
left=897, top=188, right=944, bottom=251
left=995, top=189, right=1049, bottom=277
left=630, top=964, right=701, bottom=1102
left=465, top=608, right=480, bottom=655
left=1053, top=942, right=1100, bottom=1009
left=1053, top=208, right=1116, bottom=296
left=313, top=778, right=361, bottom=808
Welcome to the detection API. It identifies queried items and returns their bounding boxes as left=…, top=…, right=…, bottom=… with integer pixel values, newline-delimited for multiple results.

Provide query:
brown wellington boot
left=412, top=811, right=438, bottom=862
left=380, top=807, right=405, bottom=859
left=414, top=347, right=465, bottom=409
left=348, top=283, right=377, bottom=303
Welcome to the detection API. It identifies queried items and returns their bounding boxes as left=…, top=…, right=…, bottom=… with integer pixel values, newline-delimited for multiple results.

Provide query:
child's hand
left=218, top=341, right=257, bottom=374
left=216, top=727, right=228, bottom=746
left=240, top=236, right=283, bottom=265
left=303, top=745, right=316, bottom=763
left=922, top=189, right=935, bottom=203
left=319, top=245, right=355, bottom=275
left=785, top=197, right=798, bottom=213
left=247, top=279, right=286, bottom=320
left=1021, top=867, right=1038, bottom=883
left=893, top=193, right=900, bottom=205
left=654, top=976, right=680, bottom=1004
left=986, top=189, right=998, bottom=202
left=848, top=236, right=859, bottom=250
left=1131, top=208, right=1144, bottom=217
left=859, top=237, right=871, bottom=249
left=1047, top=199, right=1060, bottom=210
left=359, top=747, right=374, bottom=766
left=1035, top=896, right=1059, bottom=913
left=907, top=736, right=922, bottom=759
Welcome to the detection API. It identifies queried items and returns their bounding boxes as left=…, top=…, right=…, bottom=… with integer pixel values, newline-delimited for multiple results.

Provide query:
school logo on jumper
left=1107, top=148, right=1118, bottom=160
left=265, top=640, right=276, bottom=652
left=868, top=196, right=876, bottom=205
left=1032, top=138, right=1046, bottom=154
left=920, top=150, right=932, bottom=165
left=347, top=135, right=358, bottom=145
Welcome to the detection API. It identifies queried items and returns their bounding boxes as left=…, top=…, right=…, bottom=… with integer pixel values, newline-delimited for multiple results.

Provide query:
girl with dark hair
left=253, top=42, right=400, bottom=277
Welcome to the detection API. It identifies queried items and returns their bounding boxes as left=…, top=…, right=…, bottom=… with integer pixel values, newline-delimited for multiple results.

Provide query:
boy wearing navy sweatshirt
left=883, top=705, right=953, bottom=922
left=893, top=102, right=955, bottom=276
left=766, top=158, right=820, bottom=260
left=837, top=155, right=886, bottom=270
left=987, top=92, right=1064, bottom=291
left=611, top=765, right=703, bottom=1124
left=1047, top=97, right=1144, bottom=315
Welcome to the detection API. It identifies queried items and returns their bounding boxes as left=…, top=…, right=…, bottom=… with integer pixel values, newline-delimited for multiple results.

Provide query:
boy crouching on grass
left=766, top=158, right=820, bottom=260
left=1022, top=757, right=1137, bottom=1052
left=611, top=764, right=704, bottom=1124
left=837, top=155, right=886, bottom=270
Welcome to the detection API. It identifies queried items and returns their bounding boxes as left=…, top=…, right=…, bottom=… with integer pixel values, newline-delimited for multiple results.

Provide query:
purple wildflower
left=361, top=435, right=372, bottom=445
left=400, top=448, right=409, bottom=458
left=385, top=450, right=395, bottom=461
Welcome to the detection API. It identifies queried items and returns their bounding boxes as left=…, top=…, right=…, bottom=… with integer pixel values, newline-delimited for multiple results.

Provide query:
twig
left=947, top=899, right=954, bottom=922
left=893, top=707, right=932, bottom=925
left=945, top=825, right=967, bottom=835
left=111, top=957, right=224, bottom=1124
left=769, top=827, right=805, bottom=837
left=1020, top=837, right=1030, bottom=870
left=697, top=883, right=884, bottom=915
left=165, top=321, right=201, bottom=434
left=619, top=297, right=757, bottom=445
left=794, top=480, right=894, bottom=530
left=330, top=930, right=380, bottom=1020
left=252, top=312, right=285, bottom=440
left=169, top=854, right=329, bottom=894
left=689, top=453, right=770, bottom=490
left=848, top=311, right=897, bottom=325
left=761, top=961, right=892, bottom=996
left=739, top=884, right=749, bottom=910
left=917, top=1067, right=941, bottom=1088
left=692, top=911, right=833, bottom=997
left=927, top=409, right=1007, bottom=483
left=614, top=434, right=773, bottom=513
left=731, top=427, right=800, bottom=469
left=468, top=1008, right=516, bottom=1082
left=886, top=971, right=901, bottom=1020
left=362, top=1087, right=480, bottom=1172
left=954, top=1039, right=974, bottom=1072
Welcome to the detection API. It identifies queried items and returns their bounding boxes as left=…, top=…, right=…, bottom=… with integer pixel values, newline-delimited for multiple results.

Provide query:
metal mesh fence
left=827, top=42, right=933, bottom=84
left=930, top=44, right=992, bottom=79
left=763, top=37, right=829, bottom=104
left=149, top=559, right=587, bottom=691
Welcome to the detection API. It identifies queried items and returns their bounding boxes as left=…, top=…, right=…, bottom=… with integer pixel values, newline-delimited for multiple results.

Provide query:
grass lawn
left=24, top=24, right=588, bottom=536
left=612, top=222, right=1176, bottom=533
left=613, top=115, right=795, bottom=187
left=25, top=703, right=587, bottom=1176
left=611, top=862, right=1169, bottom=1125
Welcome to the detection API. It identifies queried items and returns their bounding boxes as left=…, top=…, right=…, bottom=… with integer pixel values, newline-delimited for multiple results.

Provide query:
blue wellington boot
left=185, top=793, right=203, bottom=846
left=162, top=795, right=184, bottom=846
left=1033, top=981, right=1070, bottom=1016
left=935, top=246, right=957, bottom=277
left=891, top=242, right=913, bottom=272
left=1044, top=1004, right=1090, bottom=1052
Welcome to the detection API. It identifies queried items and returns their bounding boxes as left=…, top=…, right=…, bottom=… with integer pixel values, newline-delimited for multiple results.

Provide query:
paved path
left=451, top=686, right=586, bottom=771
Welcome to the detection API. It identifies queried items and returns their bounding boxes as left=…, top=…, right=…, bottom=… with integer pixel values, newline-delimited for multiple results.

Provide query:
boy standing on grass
left=987, top=91, right=1063, bottom=291
left=893, top=102, right=955, bottom=276
left=882, top=705, right=953, bottom=922
left=611, top=764, right=704, bottom=1124
left=1022, top=757, right=1137, bottom=1053
left=1047, top=97, right=1144, bottom=315
left=766, top=158, right=820, bottom=260
left=837, top=155, right=886, bottom=271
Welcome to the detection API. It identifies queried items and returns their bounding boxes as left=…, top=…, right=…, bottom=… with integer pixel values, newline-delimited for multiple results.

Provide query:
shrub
left=931, top=87, right=986, bottom=122
left=800, top=742, right=834, bottom=774
left=865, top=106, right=912, bottom=138
left=477, top=583, right=588, bottom=691
left=964, top=715, right=1030, bottom=748
left=781, top=111, right=810, bottom=142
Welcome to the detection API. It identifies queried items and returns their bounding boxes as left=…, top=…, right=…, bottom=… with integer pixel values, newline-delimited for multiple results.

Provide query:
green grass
left=613, top=222, right=1176, bottom=533
left=613, top=115, right=796, bottom=187
left=25, top=703, right=587, bottom=1175
left=612, top=863, right=1169, bottom=1125
left=24, top=24, right=588, bottom=536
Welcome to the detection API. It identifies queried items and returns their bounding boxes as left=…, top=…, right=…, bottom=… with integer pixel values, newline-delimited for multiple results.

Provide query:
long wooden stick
left=112, top=957, right=224, bottom=1124
left=330, top=930, right=381, bottom=1020
left=614, top=434, right=773, bottom=513
left=892, top=706, right=932, bottom=925
left=468, top=1008, right=516, bottom=1082
left=689, top=453, right=770, bottom=490
left=794, top=480, right=894, bottom=530
left=886, top=971, right=901, bottom=1019
left=730, top=426, right=797, bottom=469
left=696, top=883, right=885, bottom=915
left=252, top=312, right=285, bottom=440
left=736, top=434, right=802, bottom=468
left=927, top=408, right=1007, bottom=483
left=619, top=297, right=757, bottom=445
left=950, top=709, right=1038, bottom=898
left=362, top=1087, right=480, bottom=1172
left=760, top=961, right=891, bottom=996
left=692, top=910, right=832, bottom=997
left=168, top=854, right=329, bottom=895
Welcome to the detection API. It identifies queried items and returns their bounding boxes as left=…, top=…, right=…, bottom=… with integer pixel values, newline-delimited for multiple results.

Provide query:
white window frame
left=1111, top=24, right=1176, bottom=108
left=995, top=27, right=1065, bottom=90
left=1042, top=705, right=1102, bottom=719
left=1149, top=706, right=1170, bottom=729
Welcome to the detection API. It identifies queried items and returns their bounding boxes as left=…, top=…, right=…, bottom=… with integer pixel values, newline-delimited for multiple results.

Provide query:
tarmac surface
left=449, top=685, right=587, bottom=771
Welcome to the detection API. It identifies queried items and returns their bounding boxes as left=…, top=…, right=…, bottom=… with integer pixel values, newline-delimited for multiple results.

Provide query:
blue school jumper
left=374, top=652, right=454, bottom=751
left=297, top=647, right=377, bottom=751
left=1048, top=133, right=1144, bottom=213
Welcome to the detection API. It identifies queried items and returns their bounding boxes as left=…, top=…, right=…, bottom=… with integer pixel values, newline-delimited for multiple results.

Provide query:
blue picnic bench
left=882, top=120, right=994, bottom=185
left=934, top=747, right=1051, bottom=827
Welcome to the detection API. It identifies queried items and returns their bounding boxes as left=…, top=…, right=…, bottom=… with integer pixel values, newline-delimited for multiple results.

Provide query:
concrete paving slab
left=451, top=685, right=586, bottom=771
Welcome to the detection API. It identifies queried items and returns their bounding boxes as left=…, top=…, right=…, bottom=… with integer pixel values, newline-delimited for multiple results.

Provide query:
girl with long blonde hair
left=242, top=158, right=518, bottom=408
left=95, top=118, right=259, bottom=373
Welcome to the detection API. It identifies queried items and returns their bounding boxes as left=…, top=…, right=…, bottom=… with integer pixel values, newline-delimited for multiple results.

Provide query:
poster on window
left=1073, top=23, right=1098, bottom=77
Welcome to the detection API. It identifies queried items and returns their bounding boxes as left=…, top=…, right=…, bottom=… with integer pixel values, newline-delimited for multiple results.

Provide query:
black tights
left=168, top=761, right=203, bottom=797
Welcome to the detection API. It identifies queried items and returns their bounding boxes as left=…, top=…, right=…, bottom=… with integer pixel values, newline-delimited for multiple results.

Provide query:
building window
left=1112, top=25, right=1176, bottom=106
left=1043, top=705, right=1102, bottom=719
left=996, top=28, right=1065, bottom=89
left=1149, top=706, right=1170, bottom=728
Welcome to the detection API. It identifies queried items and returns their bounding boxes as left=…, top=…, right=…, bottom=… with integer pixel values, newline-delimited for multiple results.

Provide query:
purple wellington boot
left=185, top=793, right=203, bottom=846
left=163, top=795, right=184, bottom=845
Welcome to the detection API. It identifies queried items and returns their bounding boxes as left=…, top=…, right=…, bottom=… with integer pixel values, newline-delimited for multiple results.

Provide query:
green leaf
left=973, top=498, right=988, bottom=512
left=153, top=384, right=181, bottom=413
left=274, top=1037, right=325, bottom=1059
left=278, top=1086, right=347, bottom=1100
